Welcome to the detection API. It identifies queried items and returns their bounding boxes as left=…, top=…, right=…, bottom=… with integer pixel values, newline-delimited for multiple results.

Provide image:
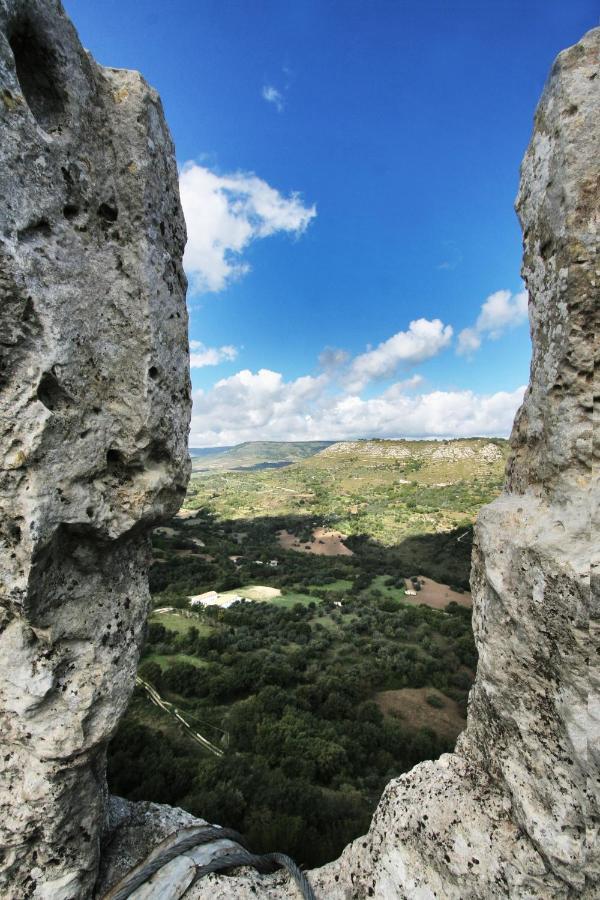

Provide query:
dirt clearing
left=153, top=526, right=179, bottom=538
left=278, top=527, right=354, bottom=556
left=376, top=687, right=466, bottom=742
left=222, top=585, right=282, bottom=601
left=405, top=576, right=471, bottom=609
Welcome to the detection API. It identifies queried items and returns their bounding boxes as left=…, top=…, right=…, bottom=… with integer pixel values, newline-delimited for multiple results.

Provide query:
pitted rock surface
left=0, top=1, right=190, bottom=897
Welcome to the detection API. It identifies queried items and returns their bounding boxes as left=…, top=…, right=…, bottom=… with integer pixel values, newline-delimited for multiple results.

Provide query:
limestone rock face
left=0, top=1, right=190, bottom=897
left=166, top=26, right=598, bottom=900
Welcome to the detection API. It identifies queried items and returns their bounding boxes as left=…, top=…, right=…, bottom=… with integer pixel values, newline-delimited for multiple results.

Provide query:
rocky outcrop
left=319, top=439, right=504, bottom=462
left=0, top=1, right=190, bottom=897
left=108, top=26, right=596, bottom=900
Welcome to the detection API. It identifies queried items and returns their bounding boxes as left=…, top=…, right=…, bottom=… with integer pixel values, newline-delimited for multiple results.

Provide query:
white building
left=189, top=590, right=218, bottom=606
left=188, top=591, right=244, bottom=609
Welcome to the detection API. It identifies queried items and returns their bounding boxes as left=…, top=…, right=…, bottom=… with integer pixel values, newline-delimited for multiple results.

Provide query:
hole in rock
left=98, top=202, right=119, bottom=223
left=104, top=448, right=145, bottom=482
left=147, top=440, right=170, bottom=464
left=106, top=448, right=123, bottom=466
left=18, top=219, right=51, bottom=242
left=63, top=204, right=79, bottom=219
left=9, top=19, right=68, bottom=131
left=148, top=366, right=159, bottom=380
left=37, top=371, right=71, bottom=411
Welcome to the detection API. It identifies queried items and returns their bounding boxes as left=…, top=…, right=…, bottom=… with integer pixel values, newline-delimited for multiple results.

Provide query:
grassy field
left=149, top=612, right=213, bottom=636
left=312, top=579, right=354, bottom=593
left=145, top=652, right=209, bottom=669
left=363, top=574, right=406, bottom=603
left=270, top=591, right=317, bottom=608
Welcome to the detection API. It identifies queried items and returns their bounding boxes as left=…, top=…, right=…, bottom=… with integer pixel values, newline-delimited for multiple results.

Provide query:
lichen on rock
left=0, top=1, right=190, bottom=897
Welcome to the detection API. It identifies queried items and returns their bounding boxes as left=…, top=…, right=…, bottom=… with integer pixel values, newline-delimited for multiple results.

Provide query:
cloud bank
left=190, top=368, right=525, bottom=446
left=189, top=316, right=524, bottom=446
left=179, top=162, right=316, bottom=293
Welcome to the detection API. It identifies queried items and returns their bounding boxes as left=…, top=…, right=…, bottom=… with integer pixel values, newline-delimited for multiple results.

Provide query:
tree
left=138, top=660, right=162, bottom=687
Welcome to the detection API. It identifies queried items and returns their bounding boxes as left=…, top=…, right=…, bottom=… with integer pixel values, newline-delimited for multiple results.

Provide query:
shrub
left=426, top=693, right=445, bottom=708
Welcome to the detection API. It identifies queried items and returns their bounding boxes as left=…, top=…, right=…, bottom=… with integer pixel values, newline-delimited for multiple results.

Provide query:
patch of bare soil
left=222, top=585, right=282, bottom=600
left=405, top=576, right=472, bottom=609
left=154, top=526, right=179, bottom=538
left=176, top=508, right=200, bottom=520
left=278, top=527, right=354, bottom=556
left=376, top=687, right=466, bottom=742
left=174, top=549, right=214, bottom=561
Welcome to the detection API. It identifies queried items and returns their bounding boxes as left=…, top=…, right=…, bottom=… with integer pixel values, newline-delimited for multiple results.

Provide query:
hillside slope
left=186, top=438, right=509, bottom=545
left=190, top=440, right=335, bottom=472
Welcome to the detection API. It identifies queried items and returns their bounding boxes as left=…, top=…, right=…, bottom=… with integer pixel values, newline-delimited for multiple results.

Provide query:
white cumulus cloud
left=179, top=162, right=316, bottom=293
left=189, top=340, right=238, bottom=368
left=262, top=84, right=284, bottom=112
left=456, top=328, right=481, bottom=356
left=344, top=318, right=453, bottom=392
left=192, top=368, right=330, bottom=440
left=458, top=289, right=529, bottom=357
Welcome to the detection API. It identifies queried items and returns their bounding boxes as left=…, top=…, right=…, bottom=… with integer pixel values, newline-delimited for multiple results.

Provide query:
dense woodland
left=109, top=504, right=477, bottom=866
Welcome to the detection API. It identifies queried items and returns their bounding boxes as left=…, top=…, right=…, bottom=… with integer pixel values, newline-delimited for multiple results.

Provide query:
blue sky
left=65, top=0, right=596, bottom=446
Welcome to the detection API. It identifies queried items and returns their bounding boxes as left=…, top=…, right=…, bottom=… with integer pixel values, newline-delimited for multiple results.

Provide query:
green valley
left=108, top=438, right=508, bottom=867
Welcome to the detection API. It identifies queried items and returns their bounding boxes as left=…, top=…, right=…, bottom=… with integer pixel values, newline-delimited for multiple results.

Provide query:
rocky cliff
left=100, top=26, right=597, bottom=900
left=0, top=1, right=190, bottom=897
left=1, top=2, right=596, bottom=898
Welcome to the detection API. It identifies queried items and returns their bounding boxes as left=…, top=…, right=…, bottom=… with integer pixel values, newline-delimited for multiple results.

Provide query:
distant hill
left=186, top=436, right=510, bottom=546
left=189, top=446, right=234, bottom=457
left=318, top=437, right=507, bottom=464
left=190, top=440, right=335, bottom=473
